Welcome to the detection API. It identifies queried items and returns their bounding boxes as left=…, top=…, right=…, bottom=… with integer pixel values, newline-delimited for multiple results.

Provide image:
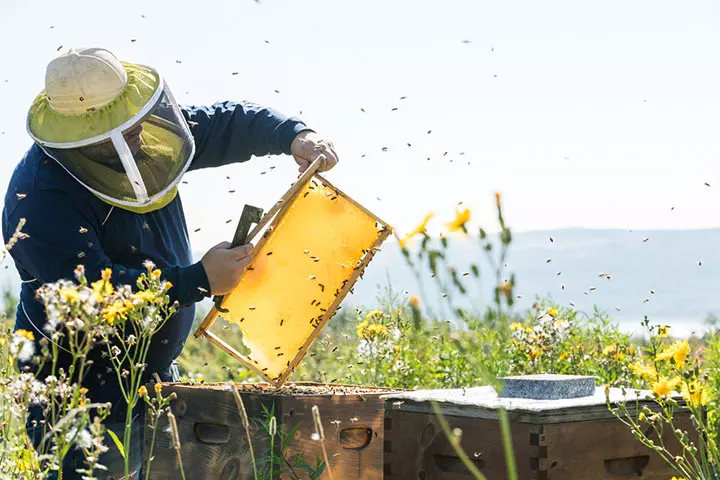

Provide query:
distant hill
left=344, top=228, right=720, bottom=337
left=2, top=228, right=718, bottom=337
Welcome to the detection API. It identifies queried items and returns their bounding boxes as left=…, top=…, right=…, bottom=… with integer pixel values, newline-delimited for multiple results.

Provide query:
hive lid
left=194, top=160, right=392, bottom=387
left=382, top=386, right=685, bottom=424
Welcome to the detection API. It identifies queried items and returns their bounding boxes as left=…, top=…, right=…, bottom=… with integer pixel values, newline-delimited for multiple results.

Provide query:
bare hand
left=290, top=131, right=339, bottom=174
left=201, top=241, right=253, bottom=295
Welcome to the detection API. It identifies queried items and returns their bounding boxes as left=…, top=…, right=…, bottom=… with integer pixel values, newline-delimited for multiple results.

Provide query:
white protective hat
left=27, top=47, right=195, bottom=213
left=45, top=47, right=129, bottom=114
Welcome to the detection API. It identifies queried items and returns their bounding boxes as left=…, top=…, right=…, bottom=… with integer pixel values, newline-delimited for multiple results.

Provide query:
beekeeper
left=2, top=47, right=338, bottom=479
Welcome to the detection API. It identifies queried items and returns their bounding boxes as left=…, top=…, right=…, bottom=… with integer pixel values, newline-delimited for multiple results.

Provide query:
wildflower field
left=1, top=196, right=719, bottom=480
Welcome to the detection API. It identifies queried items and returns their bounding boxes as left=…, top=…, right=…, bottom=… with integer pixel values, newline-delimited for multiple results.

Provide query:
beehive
left=143, top=382, right=401, bottom=479
left=383, top=385, right=694, bottom=480
left=194, top=161, right=392, bottom=386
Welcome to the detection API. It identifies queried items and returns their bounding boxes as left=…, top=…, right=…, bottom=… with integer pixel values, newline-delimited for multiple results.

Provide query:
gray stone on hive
left=498, top=374, right=595, bottom=400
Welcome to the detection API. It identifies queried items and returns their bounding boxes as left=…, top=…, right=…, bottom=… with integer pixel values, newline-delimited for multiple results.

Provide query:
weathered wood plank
left=144, top=383, right=396, bottom=479
left=540, top=414, right=695, bottom=479
left=384, top=409, right=537, bottom=480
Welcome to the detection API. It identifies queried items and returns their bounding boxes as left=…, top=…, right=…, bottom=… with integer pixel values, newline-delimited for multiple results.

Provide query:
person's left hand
left=290, top=131, right=339, bottom=174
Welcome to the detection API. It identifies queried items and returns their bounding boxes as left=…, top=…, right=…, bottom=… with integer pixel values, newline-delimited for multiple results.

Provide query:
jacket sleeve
left=183, top=101, right=312, bottom=171
left=4, top=191, right=209, bottom=307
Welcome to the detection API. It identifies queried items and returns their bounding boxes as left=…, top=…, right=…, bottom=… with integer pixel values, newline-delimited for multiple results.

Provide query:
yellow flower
left=658, top=325, right=670, bottom=337
left=356, top=319, right=369, bottom=338
left=91, top=278, right=113, bottom=298
left=151, top=269, right=162, bottom=280
left=14, top=329, right=35, bottom=341
left=59, top=287, right=80, bottom=303
left=368, top=324, right=388, bottom=336
left=132, top=290, right=157, bottom=303
left=529, top=348, right=541, bottom=359
left=356, top=319, right=389, bottom=340
left=79, top=387, right=88, bottom=395
left=397, top=213, right=434, bottom=248
left=629, top=362, right=656, bottom=378
left=558, top=352, right=569, bottom=361
left=138, top=386, right=148, bottom=398
left=656, top=340, right=690, bottom=365
left=408, top=296, right=421, bottom=308
left=682, top=380, right=708, bottom=407
left=495, top=192, right=502, bottom=205
left=364, top=309, right=383, bottom=320
left=612, top=352, right=626, bottom=362
left=547, top=307, right=559, bottom=317
left=524, top=327, right=533, bottom=334
left=103, top=300, right=131, bottom=325
left=638, top=412, right=647, bottom=422
left=510, top=322, right=523, bottom=331
left=445, top=208, right=470, bottom=233
left=392, top=345, right=401, bottom=365
left=408, top=213, right=434, bottom=237
left=101, top=268, right=112, bottom=281
left=673, top=340, right=690, bottom=365
left=651, top=377, right=681, bottom=398
left=154, top=383, right=163, bottom=394
left=602, top=344, right=617, bottom=356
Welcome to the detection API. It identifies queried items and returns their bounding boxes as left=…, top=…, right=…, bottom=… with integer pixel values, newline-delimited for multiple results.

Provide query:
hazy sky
left=1, top=0, right=719, bottom=254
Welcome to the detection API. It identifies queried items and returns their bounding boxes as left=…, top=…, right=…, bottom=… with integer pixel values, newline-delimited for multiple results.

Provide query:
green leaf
left=282, top=422, right=302, bottom=450
left=107, top=429, right=126, bottom=459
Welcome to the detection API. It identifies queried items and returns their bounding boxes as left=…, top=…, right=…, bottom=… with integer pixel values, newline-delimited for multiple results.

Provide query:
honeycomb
left=204, top=176, right=390, bottom=384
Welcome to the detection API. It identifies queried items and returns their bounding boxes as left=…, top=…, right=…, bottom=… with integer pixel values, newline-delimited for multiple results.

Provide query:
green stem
left=144, top=411, right=160, bottom=480
left=269, top=425, right=275, bottom=480
left=430, top=401, right=487, bottom=480
left=124, top=399, right=134, bottom=479
left=498, top=409, right=518, bottom=480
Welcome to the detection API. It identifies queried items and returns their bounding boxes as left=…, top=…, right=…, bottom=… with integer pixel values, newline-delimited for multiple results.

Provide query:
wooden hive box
left=383, top=386, right=694, bottom=480
left=143, top=382, right=401, bottom=479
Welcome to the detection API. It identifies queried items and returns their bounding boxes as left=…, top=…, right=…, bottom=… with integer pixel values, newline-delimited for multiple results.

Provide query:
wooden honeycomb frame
left=194, top=160, right=392, bottom=387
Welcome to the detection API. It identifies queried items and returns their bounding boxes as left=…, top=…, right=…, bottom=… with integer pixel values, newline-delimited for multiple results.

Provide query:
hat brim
left=28, top=63, right=160, bottom=144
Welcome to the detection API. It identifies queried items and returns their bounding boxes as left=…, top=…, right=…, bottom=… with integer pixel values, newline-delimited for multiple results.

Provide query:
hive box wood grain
left=143, top=382, right=400, bottom=479
left=383, top=386, right=694, bottom=480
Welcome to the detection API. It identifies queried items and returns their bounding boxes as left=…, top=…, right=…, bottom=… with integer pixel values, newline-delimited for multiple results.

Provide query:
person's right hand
left=200, top=241, right=254, bottom=295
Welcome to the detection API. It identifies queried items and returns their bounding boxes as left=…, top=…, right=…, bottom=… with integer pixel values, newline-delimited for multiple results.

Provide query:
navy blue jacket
left=2, top=101, right=309, bottom=420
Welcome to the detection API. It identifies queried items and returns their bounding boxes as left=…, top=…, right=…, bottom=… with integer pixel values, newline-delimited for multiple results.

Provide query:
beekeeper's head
left=27, top=47, right=195, bottom=213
